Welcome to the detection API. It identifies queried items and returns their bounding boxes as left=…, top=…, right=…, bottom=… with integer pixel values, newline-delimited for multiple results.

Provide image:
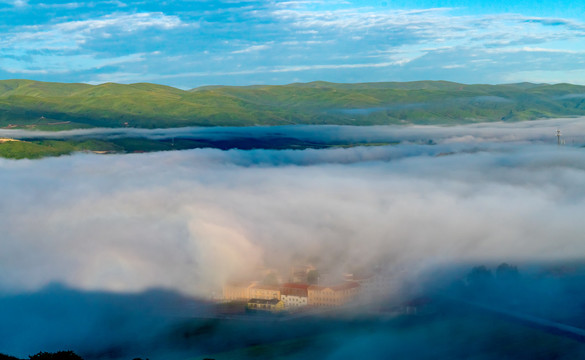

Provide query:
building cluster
left=223, top=268, right=375, bottom=312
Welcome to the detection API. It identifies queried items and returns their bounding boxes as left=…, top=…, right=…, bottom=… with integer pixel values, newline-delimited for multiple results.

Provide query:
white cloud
left=1, top=12, right=184, bottom=52
left=266, top=6, right=585, bottom=65
left=484, top=46, right=581, bottom=54
left=270, top=7, right=454, bottom=31
left=36, top=2, right=83, bottom=9
left=0, top=12, right=182, bottom=74
left=0, top=0, right=27, bottom=7
left=442, top=64, right=464, bottom=69
left=231, top=44, right=271, bottom=54
left=1, top=53, right=146, bottom=74
left=59, top=12, right=183, bottom=32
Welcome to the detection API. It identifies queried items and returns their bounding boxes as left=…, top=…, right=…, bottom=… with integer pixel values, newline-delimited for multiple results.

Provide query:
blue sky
left=1, top=0, right=585, bottom=88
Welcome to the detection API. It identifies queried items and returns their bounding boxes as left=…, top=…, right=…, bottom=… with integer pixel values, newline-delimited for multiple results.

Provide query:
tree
left=466, top=265, right=494, bottom=291
left=307, top=270, right=319, bottom=285
left=495, top=263, right=519, bottom=281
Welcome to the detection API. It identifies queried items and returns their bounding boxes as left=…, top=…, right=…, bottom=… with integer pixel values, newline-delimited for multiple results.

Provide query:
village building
left=308, top=282, right=360, bottom=307
left=280, top=283, right=309, bottom=309
left=247, top=298, right=285, bottom=312
left=222, top=281, right=257, bottom=301
left=249, top=284, right=281, bottom=300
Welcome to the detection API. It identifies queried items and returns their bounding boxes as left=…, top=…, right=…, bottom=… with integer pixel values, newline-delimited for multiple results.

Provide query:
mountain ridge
left=1, top=79, right=585, bottom=129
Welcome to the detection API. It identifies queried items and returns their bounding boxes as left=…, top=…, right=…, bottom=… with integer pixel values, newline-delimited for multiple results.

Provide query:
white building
left=280, top=283, right=309, bottom=309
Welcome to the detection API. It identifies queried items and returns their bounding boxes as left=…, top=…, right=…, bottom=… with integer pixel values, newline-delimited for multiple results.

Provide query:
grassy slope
left=1, top=80, right=585, bottom=129
left=0, top=136, right=397, bottom=159
left=0, top=139, right=122, bottom=159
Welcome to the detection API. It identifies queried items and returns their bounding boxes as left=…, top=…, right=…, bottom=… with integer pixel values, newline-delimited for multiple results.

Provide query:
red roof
left=281, top=283, right=309, bottom=296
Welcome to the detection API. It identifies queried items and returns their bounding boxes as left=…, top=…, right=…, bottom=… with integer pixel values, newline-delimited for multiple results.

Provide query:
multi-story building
left=249, top=284, right=281, bottom=300
left=280, top=283, right=309, bottom=309
left=308, top=282, right=360, bottom=307
left=223, top=281, right=258, bottom=301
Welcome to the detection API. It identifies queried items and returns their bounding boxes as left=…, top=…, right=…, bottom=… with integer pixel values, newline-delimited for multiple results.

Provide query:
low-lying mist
left=3, top=117, right=585, bottom=145
left=2, top=119, right=585, bottom=358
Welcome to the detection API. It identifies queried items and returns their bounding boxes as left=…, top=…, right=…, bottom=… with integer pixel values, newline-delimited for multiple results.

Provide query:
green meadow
left=0, top=139, right=122, bottom=159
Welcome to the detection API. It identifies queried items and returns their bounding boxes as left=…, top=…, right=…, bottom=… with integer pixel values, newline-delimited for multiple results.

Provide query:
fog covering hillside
left=2, top=80, right=585, bottom=129
left=2, top=118, right=585, bottom=358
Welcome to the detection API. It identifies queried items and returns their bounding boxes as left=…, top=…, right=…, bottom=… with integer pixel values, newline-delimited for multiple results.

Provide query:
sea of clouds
left=2, top=118, right=585, bottom=358
left=1, top=118, right=584, bottom=296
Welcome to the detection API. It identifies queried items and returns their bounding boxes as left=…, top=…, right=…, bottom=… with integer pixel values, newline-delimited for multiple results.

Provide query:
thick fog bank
left=2, top=120, right=585, bottom=358
left=1, top=140, right=585, bottom=296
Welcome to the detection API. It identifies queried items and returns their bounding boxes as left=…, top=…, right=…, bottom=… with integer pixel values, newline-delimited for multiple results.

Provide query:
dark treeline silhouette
left=1, top=351, right=83, bottom=360
left=0, top=353, right=21, bottom=360
left=29, top=351, right=83, bottom=360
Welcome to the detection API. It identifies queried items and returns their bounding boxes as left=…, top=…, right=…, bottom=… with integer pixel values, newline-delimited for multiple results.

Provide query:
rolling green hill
left=1, top=80, right=585, bottom=129
left=0, top=139, right=122, bottom=159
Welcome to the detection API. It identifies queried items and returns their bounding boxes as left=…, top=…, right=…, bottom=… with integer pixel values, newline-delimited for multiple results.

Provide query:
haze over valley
left=3, top=116, right=585, bottom=358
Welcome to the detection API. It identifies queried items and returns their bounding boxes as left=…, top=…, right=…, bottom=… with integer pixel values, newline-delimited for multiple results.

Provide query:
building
left=222, top=281, right=257, bottom=301
left=247, top=298, right=285, bottom=312
left=249, top=284, right=281, bottom=300
left=223, top=282, right=282, bottom=301
left=308, top=282, right=360, bottom=307
left=280, top=283, right=309, bottom=309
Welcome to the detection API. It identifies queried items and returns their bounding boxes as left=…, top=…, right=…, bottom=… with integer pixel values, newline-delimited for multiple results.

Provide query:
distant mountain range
left=1, top=79, right=585, bottom=129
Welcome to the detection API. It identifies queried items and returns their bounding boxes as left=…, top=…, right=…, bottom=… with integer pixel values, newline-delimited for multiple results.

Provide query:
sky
left=1, top=0, right=585, bottom=88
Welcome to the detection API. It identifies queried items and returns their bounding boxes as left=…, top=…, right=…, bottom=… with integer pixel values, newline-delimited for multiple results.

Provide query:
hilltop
left=1, top=80, right=585, bottom=129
